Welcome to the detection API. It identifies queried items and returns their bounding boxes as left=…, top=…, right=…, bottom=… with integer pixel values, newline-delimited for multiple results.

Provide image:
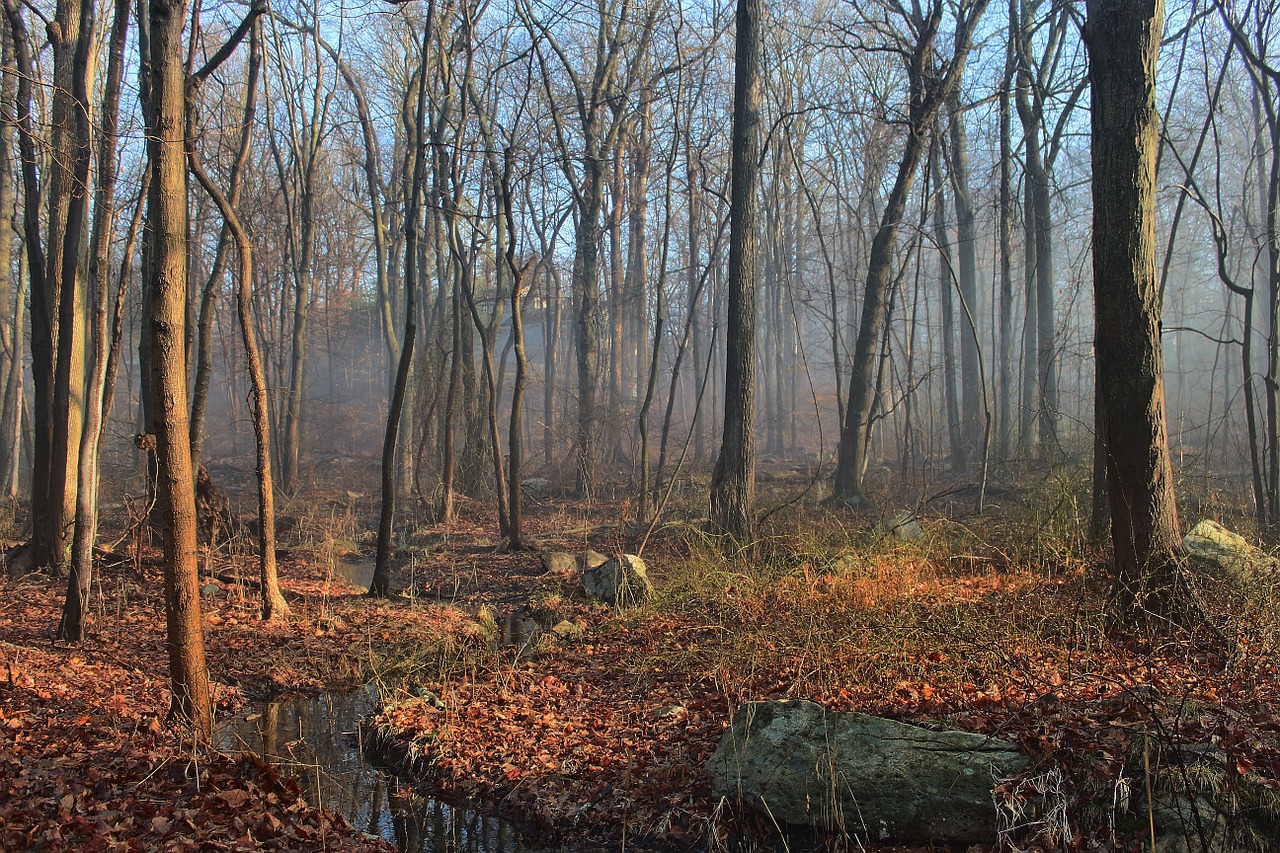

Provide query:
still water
left=216, top=688, right=526, bottom=852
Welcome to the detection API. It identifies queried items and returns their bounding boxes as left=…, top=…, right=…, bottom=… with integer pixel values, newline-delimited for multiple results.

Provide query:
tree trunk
left=5, top=0, right=51, bottom=571
left=58, top=0, right=128, bottom=642
left=833, top=0, right=989, bottom=503
left=931, top=136, right=962, bottom=469
left=0, top=25, right=17, bottom=498
left=709, top=0, right=761, bottom=541
left=373, top=4, right=433, bottom=596
left=947, top=92, right=982, bottom=468
left=1086, top=0, right=1184, bottom=622
left=997, top=2, right=1015, bottom=459
left=188, top=17, right=286, bottom=619
left=147, top=0, right=212, bottom=737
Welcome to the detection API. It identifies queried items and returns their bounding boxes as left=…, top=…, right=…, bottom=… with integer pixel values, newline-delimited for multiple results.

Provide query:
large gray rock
left=878, top=510, right=923, bottom=542
left=582, top=554, right=652, bottom=606
left=707, top=700, right=1027, bottom=843
left=1184, top=520, right=1277, bottom=583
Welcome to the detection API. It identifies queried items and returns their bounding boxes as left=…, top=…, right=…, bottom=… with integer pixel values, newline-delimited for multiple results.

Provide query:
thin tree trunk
left=501, top=150, right=530, bottom=550
left=188, top=17, right=285, bottom=619
left=931, top=136, right=962, bottom=469
left=947, top=91, right=982, bottom=468
left=372, top=3, right=433, bottom=597
left=58, top=0, right=128, bottom=642
left=997, top=2, right=1015, bottom=459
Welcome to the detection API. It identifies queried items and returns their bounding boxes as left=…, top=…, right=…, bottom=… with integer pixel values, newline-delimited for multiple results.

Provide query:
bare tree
left=1086, top=0, right=1184, bottom=621
left=372, top=0, right=434, bottom=598
left=832, top=0, right=990, bottom=505
left=58, top=0, right=131, bottom=642
left=709, top=0, right=762, bottom=540
left=147, top=0, right=212, bottom=736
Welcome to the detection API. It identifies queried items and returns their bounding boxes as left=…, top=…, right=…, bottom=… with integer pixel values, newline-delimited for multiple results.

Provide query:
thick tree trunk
left=1086, top=0, right=1184, bottom=622
left=709, top=0, right=761, bottom=541
left=147, top=0, right=212, bottom=737
left=41, top=0, right=92, bottom=576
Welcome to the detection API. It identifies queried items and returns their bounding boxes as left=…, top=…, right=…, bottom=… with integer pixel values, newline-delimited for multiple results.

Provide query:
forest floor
left=1, top=461, right=1280, bottom=852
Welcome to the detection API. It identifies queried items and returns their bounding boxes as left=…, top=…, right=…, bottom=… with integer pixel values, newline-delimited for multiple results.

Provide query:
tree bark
left=709, top=0, right=761, bottom=541
left=147, top=0, right=212, bottom=737
left=373, top=3, right=433, bottom=597
left=1086, top=0, right=1184, bottom=622
left=58, top=0, right=129, bottom=642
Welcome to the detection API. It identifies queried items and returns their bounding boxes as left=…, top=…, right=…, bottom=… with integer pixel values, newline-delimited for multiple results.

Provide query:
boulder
left=521, top=477, right=552, bottom=497
left=582, top=554, right=653, bottom=606
left=878, top=510, right=923, bottom=542
left=1184, top=520, right=1277, bottom=583
left=539, top=551, right=578, bottom=575
left=582, top=549, right=609, bottom=570
left=707, top=700, right=1027, bottom=843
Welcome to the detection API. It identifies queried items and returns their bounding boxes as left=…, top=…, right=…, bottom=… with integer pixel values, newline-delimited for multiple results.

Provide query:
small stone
left=651, top=704, right=686, bottom=720
left=550, top=619, right=584, bottom=639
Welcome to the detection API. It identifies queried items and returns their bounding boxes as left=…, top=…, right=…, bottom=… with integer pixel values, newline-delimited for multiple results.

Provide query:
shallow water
left=216, top=688, right=525, bottom=852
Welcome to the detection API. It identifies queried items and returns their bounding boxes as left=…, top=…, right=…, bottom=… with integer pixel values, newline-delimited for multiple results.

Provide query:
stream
left=216, top=689, right=527, bottom=852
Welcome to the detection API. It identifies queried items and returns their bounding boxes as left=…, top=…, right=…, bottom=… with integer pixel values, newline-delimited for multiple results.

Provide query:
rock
left=582, top=549, right=609, bottom=570
left=528, top=594, right=568, bottom=626
left=1184, top=520, right=1277, bottom=583
left=539, top=551, right=578, bottom=574
left=550, top=619, right=585, bottom=639
left=407, top=685, right=446, bottom=709
left=878, top=510, right=923, bottom=542
left=1140, top=742, right=1279, bottom=853
left=706, top=699, right=1027, bottom=843
left=521, top=477, right=552, bottom=496
left=582, top=554, right=653, bottom=606
left=200, top=582, right=222, bottom=599
left=314, top=614, right=346, bottom=634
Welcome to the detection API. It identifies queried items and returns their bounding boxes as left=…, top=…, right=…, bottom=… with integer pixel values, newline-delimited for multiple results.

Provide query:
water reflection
left=216, top=690, right=525, bottom=853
